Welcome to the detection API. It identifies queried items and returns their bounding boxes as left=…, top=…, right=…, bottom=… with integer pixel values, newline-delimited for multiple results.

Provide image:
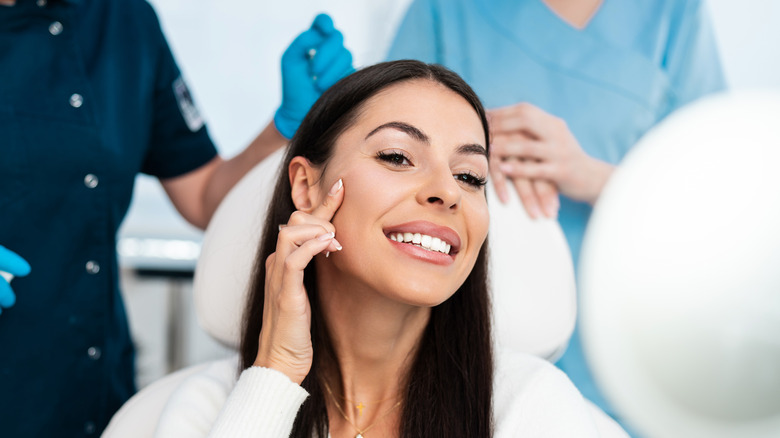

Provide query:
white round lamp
left=580, top=91, right=780, bottom=437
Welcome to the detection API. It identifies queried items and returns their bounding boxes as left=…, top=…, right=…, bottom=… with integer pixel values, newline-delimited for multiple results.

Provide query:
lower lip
left=388, top=239, right=455, bottom=266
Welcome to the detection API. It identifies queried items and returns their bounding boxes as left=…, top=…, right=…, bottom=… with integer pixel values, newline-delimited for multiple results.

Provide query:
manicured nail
left=325, top=251, right=330, bottom=258
left=333, top=239, right=342, bottom=251
left=329, top=178, right=343, bottom=196
left=317, top=231, right=335, bottom=241
left=530, top=206, right=541, bottom=219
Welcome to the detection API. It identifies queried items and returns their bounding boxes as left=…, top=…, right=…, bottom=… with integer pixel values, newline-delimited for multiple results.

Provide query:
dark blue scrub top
left=0, top=0, right=217, bottom=436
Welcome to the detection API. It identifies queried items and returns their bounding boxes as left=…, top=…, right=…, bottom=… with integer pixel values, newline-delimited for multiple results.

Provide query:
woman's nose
left=416, top=166, right=461, bottom=211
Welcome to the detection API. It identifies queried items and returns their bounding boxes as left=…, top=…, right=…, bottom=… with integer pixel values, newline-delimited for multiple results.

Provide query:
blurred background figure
left=386, top=0, right=726, bottom=432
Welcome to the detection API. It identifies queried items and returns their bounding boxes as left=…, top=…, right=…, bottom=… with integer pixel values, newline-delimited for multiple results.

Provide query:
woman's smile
left=384, top=220, right=461, bottom=265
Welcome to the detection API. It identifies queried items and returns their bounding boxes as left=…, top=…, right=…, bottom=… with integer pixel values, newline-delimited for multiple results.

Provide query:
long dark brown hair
left=240, top=60, right=493, bottom=438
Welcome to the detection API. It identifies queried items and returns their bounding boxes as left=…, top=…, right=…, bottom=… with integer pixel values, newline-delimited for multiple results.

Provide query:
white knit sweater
left=154, top=350, right=606, bottom=437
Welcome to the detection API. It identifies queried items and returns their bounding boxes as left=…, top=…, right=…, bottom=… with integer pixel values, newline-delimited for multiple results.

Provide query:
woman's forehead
left=349, top=80, right=485, bottom=144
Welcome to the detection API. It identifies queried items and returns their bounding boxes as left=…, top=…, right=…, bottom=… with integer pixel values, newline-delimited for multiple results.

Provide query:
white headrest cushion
left=193, top=148, right=285, bottom=349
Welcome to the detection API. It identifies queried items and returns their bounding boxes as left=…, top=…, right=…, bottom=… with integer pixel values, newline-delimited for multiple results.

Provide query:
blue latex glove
left=0, top=245, right=31, bottom=315
left=274, top=13, right=355, bottom=139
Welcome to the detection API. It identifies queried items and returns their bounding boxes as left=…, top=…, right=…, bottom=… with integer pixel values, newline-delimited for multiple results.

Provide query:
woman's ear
left=289, top=157, right=322, bottom=212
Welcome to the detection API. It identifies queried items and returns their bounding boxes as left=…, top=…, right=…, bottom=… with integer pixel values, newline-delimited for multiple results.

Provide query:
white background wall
left=120, top=0, right=780, bottom=245
left=121, top=0, right=780, bottom=385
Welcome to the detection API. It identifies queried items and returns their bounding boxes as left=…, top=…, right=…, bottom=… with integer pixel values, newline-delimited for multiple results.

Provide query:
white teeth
left=389, top=231, right=452, bottom=255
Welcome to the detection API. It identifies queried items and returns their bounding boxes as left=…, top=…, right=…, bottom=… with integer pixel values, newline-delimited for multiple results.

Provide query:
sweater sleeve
left=155, top=359, right=309, bottom=438
left=208, top=367, right=309, bottom=437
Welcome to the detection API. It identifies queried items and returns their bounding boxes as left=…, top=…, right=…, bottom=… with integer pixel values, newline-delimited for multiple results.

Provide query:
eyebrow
left=366, top=121, right=429, bottom=143
left=365, top=121, right=488, bottom=158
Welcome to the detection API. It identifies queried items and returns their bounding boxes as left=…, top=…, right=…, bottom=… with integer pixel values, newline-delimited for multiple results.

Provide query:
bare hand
left=489, top=131, right=559, bottom=219
left=488, top=103, right=614, bottom=208
left=254, top=179, right=345, bottom=384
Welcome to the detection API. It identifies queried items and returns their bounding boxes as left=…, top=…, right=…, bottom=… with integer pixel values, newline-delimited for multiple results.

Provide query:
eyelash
left=376, top=150, right=412, bottom=167
left=375, top=151, right=487, bottom=189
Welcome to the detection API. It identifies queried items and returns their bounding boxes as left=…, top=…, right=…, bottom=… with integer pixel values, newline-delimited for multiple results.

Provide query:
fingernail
left=325, top=251, right=330, bottom=258
left=530, top=206, right=541, bottom=219
left=333, top=238, right=342, bottom=251
left=499, top=163, right=512, bottom=173
left=317, top=231, right=335, bottom=241
left=329, top=178, right=343, bottom=196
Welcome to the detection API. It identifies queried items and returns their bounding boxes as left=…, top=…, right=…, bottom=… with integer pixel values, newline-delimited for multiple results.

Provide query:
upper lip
left=383, top=220, right=462, bottom=254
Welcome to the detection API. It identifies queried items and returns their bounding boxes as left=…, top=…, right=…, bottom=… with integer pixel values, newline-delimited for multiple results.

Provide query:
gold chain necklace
left=333, top=391, right=398, bottom=417
left=322, top=380, right=401, bottom=438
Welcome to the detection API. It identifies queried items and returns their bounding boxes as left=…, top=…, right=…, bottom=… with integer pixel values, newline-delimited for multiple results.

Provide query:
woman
left=155, top=60, right=600, bottom=437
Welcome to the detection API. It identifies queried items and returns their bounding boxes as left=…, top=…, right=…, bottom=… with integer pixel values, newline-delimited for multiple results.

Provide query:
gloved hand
left=0, top=245, right=31, bottom=315
left=274, top=13, right=354, bottom=139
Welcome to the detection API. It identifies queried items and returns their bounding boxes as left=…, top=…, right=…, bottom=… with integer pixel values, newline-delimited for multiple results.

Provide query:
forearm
left=201, top=121, right=287, bottom=223
left=580, top=158, right=615, bottom=206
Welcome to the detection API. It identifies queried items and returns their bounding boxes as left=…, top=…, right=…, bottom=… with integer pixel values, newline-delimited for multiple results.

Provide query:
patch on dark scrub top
left=173, top=76, right=204, bottom=132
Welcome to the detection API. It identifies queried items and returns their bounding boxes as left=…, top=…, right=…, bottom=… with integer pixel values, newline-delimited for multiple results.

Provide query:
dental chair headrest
left=193, top=148, right=285, bottom=349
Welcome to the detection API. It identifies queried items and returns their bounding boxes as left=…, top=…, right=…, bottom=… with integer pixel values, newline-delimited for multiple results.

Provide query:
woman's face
left=317, top=79, right=489, bottom=307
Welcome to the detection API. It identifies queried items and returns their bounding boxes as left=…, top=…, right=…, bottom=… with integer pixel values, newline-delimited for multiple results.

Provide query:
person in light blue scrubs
left=387, top=0, right=726, bottom=433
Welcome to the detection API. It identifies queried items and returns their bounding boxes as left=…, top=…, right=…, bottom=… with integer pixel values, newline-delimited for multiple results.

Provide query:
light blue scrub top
left=387, top=0, right=726, bottom=425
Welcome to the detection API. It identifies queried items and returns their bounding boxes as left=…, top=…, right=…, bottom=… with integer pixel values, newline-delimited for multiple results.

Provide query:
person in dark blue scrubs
left=0, top=1, right=353, bottom=436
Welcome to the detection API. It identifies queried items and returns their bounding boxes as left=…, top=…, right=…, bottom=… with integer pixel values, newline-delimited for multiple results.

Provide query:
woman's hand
left=254, top=179, right=345, bottom=384
left=488, top=103, right=615, bottom=213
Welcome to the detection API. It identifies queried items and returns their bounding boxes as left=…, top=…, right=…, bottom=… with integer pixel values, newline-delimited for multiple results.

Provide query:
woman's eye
left=376, top=151, right=412, bottom=167
left=454, top=172, right=487, bottom=188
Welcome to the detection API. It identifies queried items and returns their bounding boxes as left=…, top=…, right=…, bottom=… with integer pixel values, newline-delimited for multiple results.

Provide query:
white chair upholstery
left=101, top=363, right=210, bottom=438
left=104, top=147, right=617, bottom=436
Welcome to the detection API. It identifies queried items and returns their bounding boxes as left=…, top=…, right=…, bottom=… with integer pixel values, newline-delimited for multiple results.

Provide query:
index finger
left=311, top=13, right=335, bottom=36
left=310, top=178, right=345, bottom=222
left=488, top=103, right=559, bottom=139
left=0, top=246, right=31, bottom=277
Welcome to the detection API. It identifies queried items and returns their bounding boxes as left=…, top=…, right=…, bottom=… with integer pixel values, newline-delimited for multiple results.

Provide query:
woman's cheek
left=468, top=197, right=490, bottom=246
